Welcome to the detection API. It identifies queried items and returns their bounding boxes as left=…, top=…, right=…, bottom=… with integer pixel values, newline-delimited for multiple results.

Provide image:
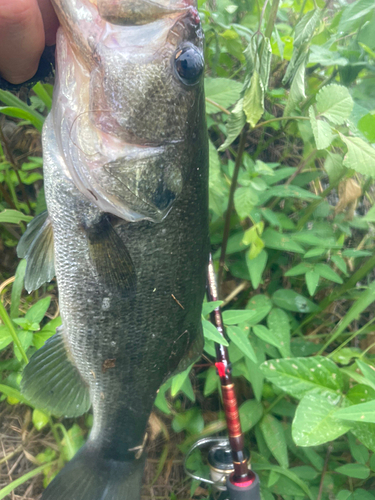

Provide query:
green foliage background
left=1, top=0, right=375, bottom=498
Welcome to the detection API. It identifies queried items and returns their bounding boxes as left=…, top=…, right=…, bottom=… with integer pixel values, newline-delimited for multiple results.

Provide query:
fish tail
left=41, top=443, right=145, bottom=500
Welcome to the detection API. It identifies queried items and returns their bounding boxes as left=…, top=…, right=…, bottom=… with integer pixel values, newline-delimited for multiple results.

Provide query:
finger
left=37, top=0, right=59, bottom=46
left=0, top=0, right=45, bottom=84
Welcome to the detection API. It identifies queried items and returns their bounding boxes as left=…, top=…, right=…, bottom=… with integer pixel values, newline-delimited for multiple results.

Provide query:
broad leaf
left=316, top=84, right=354, bottom=125
left=246, top=250, right=267, bottom=289
left=267, top=308, right=291, bottom=358
left=336, top=400, right=375, bottom=423
left=202, top=319, right=229, bottom=346
left=309, top=106, right=333, bottom=150
left=263, top=229, right=305, bottom=254
left=340, top=135, right=375, bottom=177
left=205, top=78, right=242, bottom=113
left=272, top=289, right=318, bottom=313
left=0, top=210, right=33, bottom=224
left=227, top=326, right=257, bottom=362
left=218, top=99, right=246, bottom=151
left=239, top=400, right=263, bottom=432
left=261, top=356, right=344, bottom=399
left=243, top=70, right=264, bottom=128
left=335, top=464, right=370, bottom=480
left=292, top=389, right=351, bottom=446
left=260, top=414, right=289, bottom=468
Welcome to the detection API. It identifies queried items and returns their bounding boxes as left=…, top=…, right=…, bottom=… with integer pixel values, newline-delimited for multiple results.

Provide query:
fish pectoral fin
left=17, top=210, right=55, bottom=293
left=87, top=216, right=136, bottom=294
left=21, top=327, right=91, bottom=418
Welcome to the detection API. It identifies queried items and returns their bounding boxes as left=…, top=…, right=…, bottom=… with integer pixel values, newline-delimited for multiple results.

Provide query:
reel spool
left=184, top=437, right=260, bottom=500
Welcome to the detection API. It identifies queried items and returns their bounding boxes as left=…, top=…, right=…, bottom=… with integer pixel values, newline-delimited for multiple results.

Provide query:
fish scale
left=19, top=1, right=208, bottom=497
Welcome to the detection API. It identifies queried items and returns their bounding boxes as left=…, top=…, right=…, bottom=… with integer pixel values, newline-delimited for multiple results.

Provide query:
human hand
left=0, top=0, right=59, bottom=84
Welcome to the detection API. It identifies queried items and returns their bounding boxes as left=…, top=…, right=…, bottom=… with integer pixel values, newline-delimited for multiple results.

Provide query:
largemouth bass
left=19, top=1, right=208, bottom=499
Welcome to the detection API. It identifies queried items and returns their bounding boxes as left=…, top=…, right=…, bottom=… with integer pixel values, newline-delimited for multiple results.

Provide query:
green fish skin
left=20, top=1, right=208, bottom=499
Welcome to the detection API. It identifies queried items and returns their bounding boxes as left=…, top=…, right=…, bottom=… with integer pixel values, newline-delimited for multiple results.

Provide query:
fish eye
left=174, top=46, right=204, bottom=86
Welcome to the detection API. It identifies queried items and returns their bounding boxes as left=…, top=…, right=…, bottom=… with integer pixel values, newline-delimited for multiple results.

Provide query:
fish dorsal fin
left=17, top=211, right=55, bottom=293
left=21, top=327, right=91, bottom=417
left=86, top=216, right=136, bottom=295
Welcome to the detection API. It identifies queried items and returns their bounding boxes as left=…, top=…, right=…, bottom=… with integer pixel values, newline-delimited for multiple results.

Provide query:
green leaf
left=10, top=260, right=26, bottom=319
left=32, top=82, right=52, bottom=111
left=267, top=309, right=291, bottom=358
left=319, top=281, right=375, bottom=354
left=335, top=400, right=375, bottom=423
left=292, top=389, right=351, bottom=447
left=0, top=89, right=45, bottom=130
left=171, top=363, right=193, bottom=397
left=203, top=366, right=219, bottom=397
left=348, top=433, right=369, bottom=465
left=265, top=184, right=320, bottom=200
left=253, top=325, right=279, bottom=348
left=335, top=463, right=370, bottom=480
left=25, top=297, right=51, bottom=324
left=340, top=135, right=375, bottom=177
left=260, top=414, right=289, bottom=468
left=338, top=0, right=375, bottom=34
left=0, top=384, right=32, bottom=406
left=283, top=61, right=306, bottom=117
left=263, top=229, right=305, bottom=254
left=246, top=295, right=273, bottom=324
left=294, top=9, right=321, bottom=48
left=272, top=289, right=318, bottom=313
left=309, top=45, right=348, bottom=66
left=315, top=263, right=343, bottom=284
left=239, top=399, right=263, bottom=432
left=33, top=316, right=62, bottom=349
left=154, top=380, right=172, bottom=414
left=356, top=360, right=375, bottom=387
left=260, top=356, right=344, bottom=399
left=324, top=152, right=345, bottom=184
left=243, top=70, right=264, bottom=128
left=172, top=408, right=204, bottom=434
left=234, top=186, right=257, bottom=218
left=222, top=309, right=261, bottom=325
left=0, top=210, right=33, bottom=224
left=202, top=319, right=229, bottom=346
left=0, top=326, right=12, bottom=351
left=218, top=99, right=246, bottom=151
left=227, top=326, right=257, bottom=363
left=331, top=255, right=347, bottom=275
left=246, top=250, right=267, bottom=289
left=201, top=301, right=223, bottom=317
left=316, top=84, right=354, bottom=125
left=305, top=269, right=320, bottom=296
left=285, top=263, right=311, bottom=276
left=205, top=78, right=243, bottom=114
left=309, top=106, right=333, bottom=150
left=32, top=409, right=49, bottom=430
left=253, top=463, right=314, bottom=500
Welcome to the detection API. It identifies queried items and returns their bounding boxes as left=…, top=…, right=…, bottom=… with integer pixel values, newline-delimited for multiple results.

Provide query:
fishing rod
left=184, top=254, right=260, bottom=500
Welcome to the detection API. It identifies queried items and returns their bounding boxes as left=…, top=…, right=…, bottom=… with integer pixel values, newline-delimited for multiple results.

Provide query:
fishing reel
left=184, top=437, right=260, bottom=500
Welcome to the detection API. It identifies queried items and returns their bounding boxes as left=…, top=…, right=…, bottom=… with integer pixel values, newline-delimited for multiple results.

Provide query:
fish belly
left=43, top=113, right=208, bottom=460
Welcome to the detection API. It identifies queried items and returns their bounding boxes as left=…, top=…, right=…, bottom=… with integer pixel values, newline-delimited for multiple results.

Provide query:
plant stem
left=0, top=300, right=28, bottom=364
left=205, top=98, right=231, bottom=115
left=0, top=462, right=58, bottom=500
left=253, top=115, right=310, bottom=130
left=264, top=0, right=280, bottom=39
left=317, top=444, right=333, bottom=500
left=218, top=129, right=247, bottom=294
left=328, top=318, right=375, bottom=359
